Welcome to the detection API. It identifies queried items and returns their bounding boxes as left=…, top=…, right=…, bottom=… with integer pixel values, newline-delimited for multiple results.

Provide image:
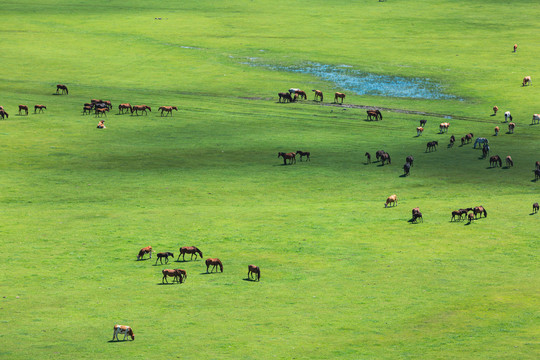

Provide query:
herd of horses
left=136, top=245, right=260, bottom=286
left=278, top=150, right=310, bottom=165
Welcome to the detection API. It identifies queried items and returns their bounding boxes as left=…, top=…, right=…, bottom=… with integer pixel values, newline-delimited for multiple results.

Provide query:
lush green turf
left=0, top=0, right=539, bottom=359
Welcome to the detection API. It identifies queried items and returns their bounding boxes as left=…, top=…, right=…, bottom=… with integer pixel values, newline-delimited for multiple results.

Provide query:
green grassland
left=0, top=0, right=539, bottom=359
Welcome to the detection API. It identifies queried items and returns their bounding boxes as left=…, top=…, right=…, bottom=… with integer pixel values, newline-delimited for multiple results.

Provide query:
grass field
left=0, top=0, right=539, bottom=359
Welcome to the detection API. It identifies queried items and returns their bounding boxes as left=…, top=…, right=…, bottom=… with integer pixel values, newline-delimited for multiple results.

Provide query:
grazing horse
left=522, top=76, right=531, bottom=86
left=375, top=150, right=386, bottom=161
left=56, top=84, right=68, bottom=95
left=451, top=209, right=467, bottom=221
left=490, top=155, right=502, bottom=167
left=420, top=119, right=427, bottom=127
left=536, top=161, right=540, bottom=170
left=296, top=150, right=310, bottom=161
left=334, top=92, right=345, bottom=104
left=508, top=122, right=515, bottom=134
left=83, top=106, right=93, bottom=115
left=18, top=105, right=28, bottom=115
left=293, top=90, right=307, bottom=100
left=460, top=137, right=466, bottom=146
left=465, top=133, right=474, bottom=143
left=474, top=206, right=487, bottom=219
left=155, top=252, right=174, bottom=265
left=34, top=105, right=47, bottom=113
left=482, top=145, right=490, bottom=158
left=411, top=207, right=423, bottom=223
left=312, top=90, right=323, bottom=102
left=177, top=246, right=203, bottom=261
left=505, top=156, right=513, bottom=167
left=492, top=106, right=498, bottom=115
left=206, top=258, right=223, bottom=273
left=95, top=108, right=109, bottom=117
left=449, top=134, right=455, bottom=147
left=365, top=152, right=371, bottom=163
left=0, top=110, right=8, bottom=119
left=403, top=162, right=411, bottom=176
left=473, top=137, right=488, bottom=149
left=137, top=246, right=153, bottom=260
left=278, top=92, right=294, bottom=103
left=385, top=194, right=397, bottom=208
left=162, top=269, right=183, bottom=283
left=532, top=114, right=540, bottom=125
left=504, top=111, right=512, bottom=123
left=380, top=152, right=391, bottom=165
left=366, top=110, right=382, bottom=121
left=494, top=126, right=500, bottom=136
left=159, top=106, right=178, bottom=116
left=406, top=155, right=414, bottom=167
left=131, top=105, right=151, bottom=115
left=439, top=122, right=450, bottom=133
left=416, top=126, right=424, bottom=136
left=112, top=325, right=134, bottom=341
left=118, top=103, right=132, bottom=114
left=426, top=141, right=438, bottom=152
left=514, top=44, right=518, bottom=52
left=278, top=152, right=296, bottom=165
left=533, top=202, right=539, bottom=213
left=467, top=212, right=475, bottom=223
left=247, top=265, right=260, bottom=281
left=535, top=169, right=540, bottom=181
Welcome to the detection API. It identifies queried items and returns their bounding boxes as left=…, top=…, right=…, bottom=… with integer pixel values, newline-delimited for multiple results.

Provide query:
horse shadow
left=529, top=212, right=538, bottom=216
left=242, top=278, right=258, bottom=282
left=399, top=173, right=408, bottom=178
left=464, top=221, right=473, bottom=226
left=134, top=258, right=150, bottom=262
left=502, top=166, right=511, bottom=170
left=506, top=131, right=513, bottom=135
left=490, top=113, right=496, bottom=117
left=156, top=282, right=178, bottom=286
left=108, top=340, right=131, bottom=343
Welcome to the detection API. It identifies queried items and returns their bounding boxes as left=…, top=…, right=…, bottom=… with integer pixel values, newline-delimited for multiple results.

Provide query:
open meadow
left=0, top=0, right=539, bottom=359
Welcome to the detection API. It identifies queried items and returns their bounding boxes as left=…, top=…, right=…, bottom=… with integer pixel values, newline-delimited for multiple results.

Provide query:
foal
left=247, top=265, right=260, bottom=281
left=155, top=252, right=174, bottom=265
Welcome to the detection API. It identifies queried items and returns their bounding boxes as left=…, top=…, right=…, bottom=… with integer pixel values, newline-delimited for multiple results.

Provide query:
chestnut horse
left=118, top=103, right=132, bottom=114
left=177, top=246, right=203, bottom=261
left=131, top=105, right=151, bottom=115
left=159, top=106, right=178, bottom=116
left=18, top=105, right=28, bottom=115
left=162, top=269, right=183, bottom=283
left=490, top=155, right=502, bottom=167
left=312, top=90, right=323, bottom=102
left=334, top=92, right=345, bottom=104
left=34, top=105, right=47, bottom=113
left=296, top=150, right=310, bottom=161
left=385, top=194, right=397, bottom=208
left=367, top=110, right=382, bottom=121
left=411, top=207, right=423, bottom=223
left=278, top=152, right=296, bottom=165
left=505, top=156, right=513, bottom=167
left=522, top=76, right=531, bottom=86
left=474, top=206, right=487, bottom=219
left=206, top=258, right=223, bottom=273
left=56, top=84, right=68, bottom=95
left=0, top=110, right=8, bottom=119
left=294, top=90, right=307, bottom=100
left=137, top=246, right=153, bottom=260
left=508, top=122, right=515, bottom=134
left=155, top=252, right=174, bottom=265
left=112, top=325, right=134, bottom=341
left=247, top=265, right=260, bottom=281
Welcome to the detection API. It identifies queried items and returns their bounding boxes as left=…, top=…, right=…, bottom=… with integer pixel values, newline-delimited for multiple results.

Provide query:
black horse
left=406, top=155, right=414, bottom=167
left=403, top=162, right=411, bottom=176
left=155, top=252, right=174, bottom=265
left=278, top=92, right=294, bottom=103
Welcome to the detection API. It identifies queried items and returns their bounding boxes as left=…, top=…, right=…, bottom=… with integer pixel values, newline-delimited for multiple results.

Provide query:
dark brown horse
left=177, top=246, right=203, bottom=261
left=334, top=92, right=345, bottom=104
left=508, top=122, right=515, bottom=134
left=137, top=246, right=153, bottom=260
left=0, top=109, right=8, bottom=119
left=278, top=92, right=293, bottom=103
left=296, top=150, right=310, bottom=161
left=490, top=155, right=502, bottom=167
left=95, top=107, right=109, bottom=117
left=159, top=106, right=178, bottom=116
left=366, top=110, right=382, bottom=121
left=449, top=135, right=455, bottom=148
left=451, top=209, right=465, bottom=221
left=505, top=156, right=513, bottom=167
left=247, top=265, right=260, bottom=281
left=34, top=105, right=47, bottom=113
left=162, top=269, right=183, bottom=283
left=473, top=206, right=487, bottom=219
left=375, top=150, right=386, bottom=161
left=536, top=161, right=540, bottom=170
left=467, top=212, right=475, bottom=223
left=535, top=169, right=540, bottom=181
left=131, top=105, right=151, bottom=115
left=411, top=207, right=423, bottom=223
left=312, top=90, right=323, bottom=102
left=365, top=152, right=371, bottom=163
left=56, top=84, right=68, bottom=95
left=426, top=141, right=438, bottom=152
left=18, top=105, right=28, bottom=115
left=83, top=105, right=93, bottom=115
left=118, top=103, right=132, bottom=114
left=278, top=152, right=296, bottom=165
left=155, top=252, right=174, bottom=265
left=533, top=202, right=539, bottom=213
left=403, top=162, right=411, bottom=176
left=206, top=258, right=223, bottom=273
left=406, top=156, right=414, bottom=167
left=419, top=119, right=427, bottom=127
left=380, top=152, right=391, bottom=165
left=294, top=90, right=307, bottom=100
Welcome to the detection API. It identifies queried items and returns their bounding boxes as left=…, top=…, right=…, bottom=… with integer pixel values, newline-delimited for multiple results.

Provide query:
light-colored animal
left=439, top=122, right=450, bottom=133
left=504, top=111, right=512, bottom=123
left=312, top=90, right=323, bottom=102
left=334, top=92, right=345, bottom=104
left=522, top=76, right=531, bottom=86
left=137, top=246, right=153, bottom=260
left=416, top=126, right=424, bottom=136
left=112, top=325, right=134, bottom=341
left=494, top=126, right=499, bottom=136
left=473, top=137, right=488, bottom=149
left=505, top=156, right=513, bottom=167
left=532, top=114, right=540, bottom=125
left=385, top=194, right=397, bottom=208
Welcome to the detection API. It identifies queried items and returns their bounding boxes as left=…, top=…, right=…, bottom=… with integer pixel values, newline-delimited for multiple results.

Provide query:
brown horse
left=247, top=265, right=260, bottom=281
left=278, top=92, right=293, bottom=103
left=155, top=252, right=174, bottom=265
left=294, top=90, right=307, bottom=100
left=83, top=105, right=93, bottom=115
left=206, top=258, right=223, bottom=273
left=312, top=90, right=323, bottom=102
left=490, top=155, right=502, bottom=167
left=278, top=152, right=296, bottom=165
left=439, top=122, right=450, bottom=133
left=366, top=110, right=382, bottom=121
left=505, top=156, right=513, bottom=167
left=296, top=150, right=310, bottom=161
left=492, top=106, right=498, bottom=115
left=131, top=105, right=151, bottom=115
left=420, top=119, right=427, bottom=127
left=508, top=122, right=515, bottom=134
left=411, top=207, right=423, bottom=223
left=18, top=105, right=28, bottom=115
left=0, top=109, right=8, bottom=119
left=474, top=206, right=487, bottom=219
left=112, top=325, right=134, bottom=341
left=137, top=246, right=153, bottom=260
left=536, top=161, right=540, bottom=170
left=162, top=269, right=183, bottom=283
left=334, top=92, right=345, bottom=104
left=467, top=212, right=475, bottom=223
left=533, top=203, right=539, bottom=213
left=365, top=152, right=371, bottom=163
left=385, top=194, right=397, bottom=208
left=159, top=106, right=178, bottom=116
left=177, top=246, right=203, bottom=261
left=380, top=152, right=391, bottom=165
left=449, top=135, right=455, bottom=147
left=34, top=105, right=47, bottom=113
left=535, top=169, right=540, bottom=181
left=95, top=108, right=109, bottom=117
left=522, top=76, right=531, bottom=86
left=426, top=141, right=438, bottom=152
left=56, top=84, right=68, bottom=95
left=375, top=150, right=386, bottom=161
left=118, top=103, right=132, bottom=114
left=451, top=209, right=466, bottom=221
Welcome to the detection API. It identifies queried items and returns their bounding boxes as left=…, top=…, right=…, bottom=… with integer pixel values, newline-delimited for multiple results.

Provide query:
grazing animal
left=365, top=152, right=371, bottom=163
left=467, top=212, right=475, bottom=223
left=334, top=92, right=345, bottom=104
left=416, top=126, right=424, bottom=136
left=385, top=194, right=397, bottom=208
left=34, top=105, right=47, bottom=113
left=426, top=141, right=438, bottom=152
left=474, top=206, right=487, bottom=219
left=278, top=92, right=293, bottom=103
left=536, top=161, right=540, bottom=170
left=535, top=169, right=540, bottom=181
left=83, top=105, right=93, bottom=115
left=131, top=105, right=151, bottom=115
left=439, top=122, right=450, bottom=133
left=451, top=209, right=467, bottom=222
left=366, top=110, right=382, bottom=121
left=294, top=90, right=307, bottom=100
left=375, top=150, right=386, bottom=161
left=380, top=152, right=391, bottom=165
left=175, top=269, right=187, bottom=282
left=532, top=114, right=540, bottom=125
left=411, top=207, right=423, bottom=223
left=522, top=76, right=531, bottom=86
left=465, top=133, right=474, bottom=143
left=112, top=325, right=134, bottom=341
left=296, top=150, right=310, bottom=161
left=420, top=119, right=427, bottom=127
left=56, top=84, right=68, bottom=95
left=449, top=135, right=455, bottom=147
left=406, top=155, right=414, bottom=167
left=508, top=122, right=515, bottom=134
left=504, top=111, right=512, bottom=123
left=533, top=202, right=539, bottom=213
left=490, top=155, right=502, bottom=167
left=177, top=246, right=203, bottom=261
left=461, top=137, right=466, bottom=146
left=95, top=107, right=109, bottom=117
left=158, top=106, right=178, bottom=116
left=18, top=105, right=28, bottom=115
left=118, top=103, right=132, bottom=114
left=493, top=106, right=498, bottom=115
left=514, top=44, right=518, bottom=52
left=247, top=265, right=260, bottom=281
left=403, top=162, right=411, bottom=176
left=494, top=126, right=500, bottom=136
left=0, top=110, right=9, bottom=119
left=473, top=137, right=488, bottom=149
left=206, top=258, right=223, bottom=273
left=312, top=90, right=323, bottom=102
left=155, top=252, right=174, bottom=265
left=162, top=269, right=183, bottom=283
left=482, top=145, right=490, bottom=158
left=505, top=156, right=513, bottom=167
left=278, top=152, right=296, bottom=165
left=137, top=246, right=153, bottom=260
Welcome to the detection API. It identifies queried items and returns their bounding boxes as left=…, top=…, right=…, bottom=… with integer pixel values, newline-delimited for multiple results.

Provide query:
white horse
left=473, top=137, right=488, bottom=149
left=504, top=111, right=512, bottom=123
left=112, top=325, right=134, bottom=341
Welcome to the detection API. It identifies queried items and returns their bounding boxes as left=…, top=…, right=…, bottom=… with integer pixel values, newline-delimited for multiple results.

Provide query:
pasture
left=0, top=0, right=539, bottom=359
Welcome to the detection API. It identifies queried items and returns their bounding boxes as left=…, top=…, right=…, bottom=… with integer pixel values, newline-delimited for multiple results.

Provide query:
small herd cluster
left=277, top=150, right=310, bottom=165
